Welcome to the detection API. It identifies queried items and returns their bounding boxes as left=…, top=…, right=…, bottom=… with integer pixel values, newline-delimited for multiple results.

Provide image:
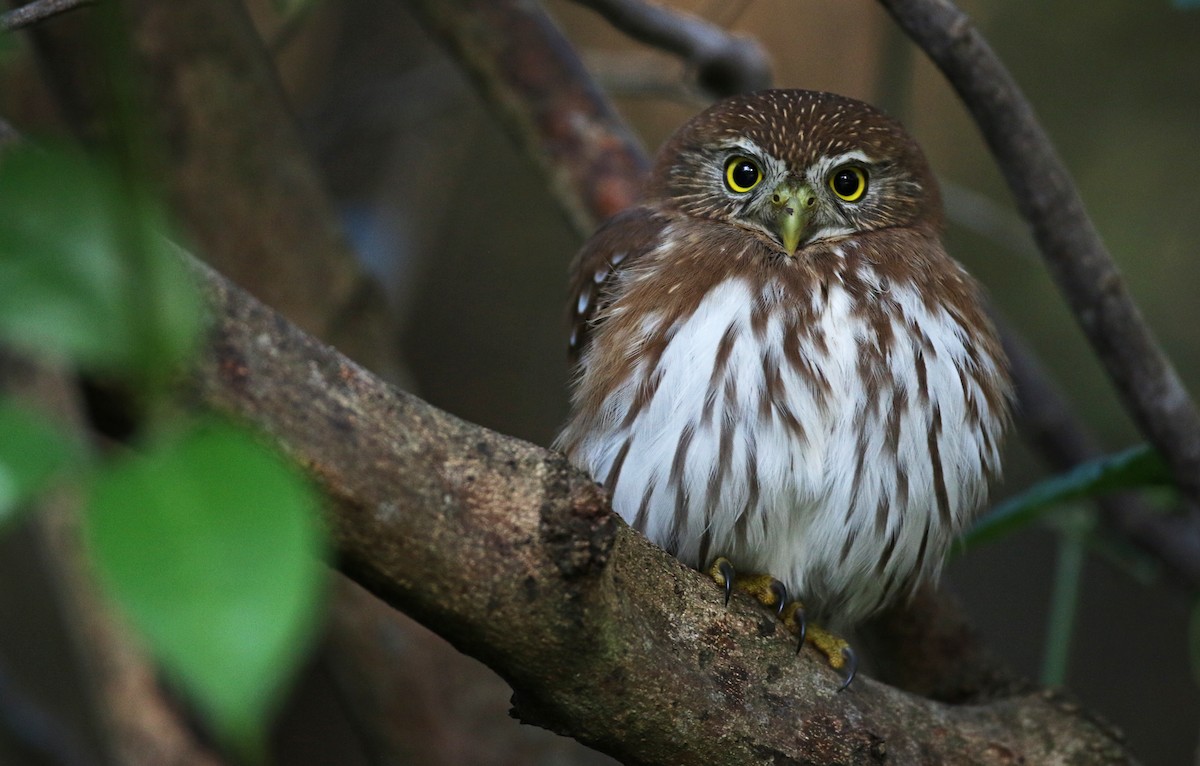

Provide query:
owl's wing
left=567, top=206, right=667, bottom=363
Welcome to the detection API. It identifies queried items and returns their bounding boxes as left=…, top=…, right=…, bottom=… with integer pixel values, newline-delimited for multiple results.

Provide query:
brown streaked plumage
left=556, top=90, right=1010, bottom=643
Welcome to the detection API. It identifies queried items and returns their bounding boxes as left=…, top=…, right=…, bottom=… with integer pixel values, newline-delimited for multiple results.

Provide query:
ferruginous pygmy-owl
left=555, top=89, right=1011, bottom=683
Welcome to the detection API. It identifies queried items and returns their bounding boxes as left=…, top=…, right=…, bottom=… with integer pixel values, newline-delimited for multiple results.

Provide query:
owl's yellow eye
left=829, top=166, right=868, bottom=202
left=724, top=156, right=763, bottom=193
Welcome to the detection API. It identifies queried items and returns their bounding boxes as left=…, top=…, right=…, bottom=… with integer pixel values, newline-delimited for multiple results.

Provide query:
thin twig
left=582, top=49, right=710, bottom=106
left=569, top=0, right=771, bottom=97
left=1, top=0, right=92, bottom=31
left=879, top=0, right=1200, bottom=507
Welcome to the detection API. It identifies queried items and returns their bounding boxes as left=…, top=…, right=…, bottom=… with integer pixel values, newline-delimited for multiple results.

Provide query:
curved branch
left=401, top=0, right=648, bottom=237
left=569, top=0, right=772, bottom=97
left=190, top=259, right=1133, bottom=765
left=878, top=0, right=1200, bottom=505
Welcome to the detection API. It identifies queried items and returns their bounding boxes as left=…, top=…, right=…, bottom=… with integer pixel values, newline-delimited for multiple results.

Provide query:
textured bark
left=190, top=259, right=1135, bottom=766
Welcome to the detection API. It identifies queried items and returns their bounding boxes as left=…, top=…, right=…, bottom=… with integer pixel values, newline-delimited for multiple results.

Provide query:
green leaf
left=85, top=419, right=327, bottom=753
left=0, top=146, right=202, bottom=383
left=964, top=444, right=1172, bottom=549
left=0, top=399, right=79, bottom=527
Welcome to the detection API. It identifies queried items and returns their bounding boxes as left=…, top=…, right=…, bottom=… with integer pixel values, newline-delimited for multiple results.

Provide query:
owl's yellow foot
left=781, top=603, right=857, bottom=692
left=710, top=557, right=857, bottom=691
left=708, top=557, right=787, bottom=615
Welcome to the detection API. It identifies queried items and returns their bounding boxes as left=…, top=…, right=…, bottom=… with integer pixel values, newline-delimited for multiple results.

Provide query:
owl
left=555, top=90, right=1010, bottom=685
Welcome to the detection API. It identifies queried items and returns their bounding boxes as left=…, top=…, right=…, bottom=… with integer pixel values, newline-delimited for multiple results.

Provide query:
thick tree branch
left=568, top=0, right=771, bottom=97
left=879, top=0, right=1200, bottom=505
left=189, top=260, right=1133, bottom=765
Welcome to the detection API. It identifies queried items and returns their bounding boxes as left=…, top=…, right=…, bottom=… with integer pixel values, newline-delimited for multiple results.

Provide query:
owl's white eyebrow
left=825, top=150, right=873, bottom=166
left=724, top=139, right=766, bottom=157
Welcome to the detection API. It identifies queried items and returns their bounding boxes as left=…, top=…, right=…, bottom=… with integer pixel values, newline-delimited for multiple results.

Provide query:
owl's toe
left=727, top=569, right=789, bottom=614
left=781, top=601, right=807, bottom=652
left=780, top=604, right=856, bottom=689
left=707, top=559, right=858, bottom=689
left=768, top=579, right=788, bottom=617
left=804, top=622, right=857, bottom=691
left=708, top=557, right=737, bottom=605
left=708, top=557, right=792, bottom=618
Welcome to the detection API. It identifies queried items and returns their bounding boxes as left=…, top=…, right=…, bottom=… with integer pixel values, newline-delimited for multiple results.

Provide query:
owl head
left=643, top=89, right=942, bottom=255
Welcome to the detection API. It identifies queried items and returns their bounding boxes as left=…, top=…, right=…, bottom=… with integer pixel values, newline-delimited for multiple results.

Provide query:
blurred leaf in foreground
left=0, top=398, right=79, bottom=528
left=0, top=145, right=202, bottom=385
left=85, top=419, right=327, bottom=756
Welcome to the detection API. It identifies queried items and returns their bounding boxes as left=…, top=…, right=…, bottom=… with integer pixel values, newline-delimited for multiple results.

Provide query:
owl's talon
left=800, top=623, right=856, bottom=690
left=836, top=647, right=858, bottom=692
left=769, top=580, right=788, bottom=617
left=709, top=557, right=736, bottom=606
left=707, top=559, right=856, bottom=686
left=793, top=608, right=807, bottom=654
left=780, top=601, right=807, bottom=653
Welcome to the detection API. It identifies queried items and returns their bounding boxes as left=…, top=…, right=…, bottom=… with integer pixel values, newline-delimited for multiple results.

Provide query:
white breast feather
left=565, top=273, right=1001, bottom=624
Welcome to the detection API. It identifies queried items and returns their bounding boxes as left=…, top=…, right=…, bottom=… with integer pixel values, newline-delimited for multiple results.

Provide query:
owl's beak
left=771, top=185, right=815, bottom=255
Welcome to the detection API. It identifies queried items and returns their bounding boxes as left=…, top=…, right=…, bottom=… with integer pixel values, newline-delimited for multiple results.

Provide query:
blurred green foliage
left=965, top=444, right=1178, bottom=688
left=0, top=144, right=327, bottom=759
left=0, top=146, right=200, bottom=385
left=0, top=398, right=80, bottom=528
left=86, top=420, right=326, bottom=758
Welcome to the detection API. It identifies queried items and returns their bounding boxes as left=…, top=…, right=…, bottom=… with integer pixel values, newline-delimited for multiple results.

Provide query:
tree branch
left=568, top=0, right=771, bottom=97
left=1, top=0, right=91, bottom=31
left=188, top=258, right=1133, bottom=765
left=878, top=0, right=1200, bottom=506
left=401, top=0, right=648, bottom=237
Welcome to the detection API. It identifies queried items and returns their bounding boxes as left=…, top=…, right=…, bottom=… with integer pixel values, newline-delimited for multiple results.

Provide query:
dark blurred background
left=1, top=0, right=1199, bottom=763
